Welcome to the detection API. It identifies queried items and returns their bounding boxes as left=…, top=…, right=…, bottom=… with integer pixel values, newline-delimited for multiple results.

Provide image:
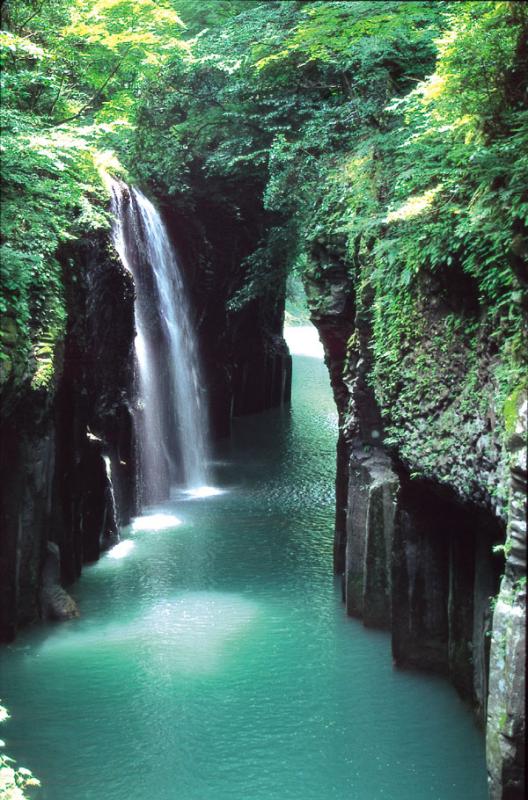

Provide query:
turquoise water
left=1, top=327, right=487, bottom=800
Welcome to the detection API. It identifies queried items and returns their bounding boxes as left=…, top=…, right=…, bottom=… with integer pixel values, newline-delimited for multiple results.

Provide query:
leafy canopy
left=1, top=1, right=526, bottom=418
left=0, top=0, right=188, bottom=388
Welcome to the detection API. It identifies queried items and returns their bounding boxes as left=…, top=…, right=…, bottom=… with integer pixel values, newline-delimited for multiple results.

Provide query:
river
left=0, top=326, right=487, bottom=800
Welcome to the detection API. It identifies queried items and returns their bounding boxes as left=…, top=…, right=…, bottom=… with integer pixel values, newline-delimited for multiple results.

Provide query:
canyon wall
left=305, top=245, right=526, bottom=800
left=0, top=233, right=136, bottom=641
left=0, top=193, right=291, bottom=643
left=160, top=191, right=292, bottom=440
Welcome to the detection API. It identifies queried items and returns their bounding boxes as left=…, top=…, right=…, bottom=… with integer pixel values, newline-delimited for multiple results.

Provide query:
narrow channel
left=1, top=327, right=487, bottom=800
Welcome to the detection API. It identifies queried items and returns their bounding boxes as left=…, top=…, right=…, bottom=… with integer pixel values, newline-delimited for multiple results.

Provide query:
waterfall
left=103, top=455, right=119, bottom=534
left=108, top=178, right=210, bottom=505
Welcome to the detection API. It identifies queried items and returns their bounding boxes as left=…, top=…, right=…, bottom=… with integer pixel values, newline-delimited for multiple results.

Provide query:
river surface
left=1, top=327, right=487, bottom=800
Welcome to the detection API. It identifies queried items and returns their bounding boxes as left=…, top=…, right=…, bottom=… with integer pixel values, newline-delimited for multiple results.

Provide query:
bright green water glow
left=1, top=327, right=486, bottom=800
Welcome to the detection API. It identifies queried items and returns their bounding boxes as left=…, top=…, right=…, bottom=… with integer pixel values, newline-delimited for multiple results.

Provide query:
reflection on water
left=107, top=540, right=135, bottom=560
left=181, top=486, right=226, bottom=499
left=130, top=513, right=183, bottom=533
left=38, top=591, right=259, bottom=677
left=0, top=330, right=487, bottom=800
left=284, top=325, right=324, bottom=358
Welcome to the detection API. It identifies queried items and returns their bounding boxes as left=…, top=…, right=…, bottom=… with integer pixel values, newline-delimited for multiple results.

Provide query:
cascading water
left=103, top=455, right=119, bottom=531
left=108, top=178, right=210, bottom=504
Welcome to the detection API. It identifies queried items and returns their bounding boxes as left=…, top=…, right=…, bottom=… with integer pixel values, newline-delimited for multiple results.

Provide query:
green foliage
left=381, top=2, right=528, bottom=307
left=226, top=226, right=294, bottom=312
left=0, top=0, right=189, bottom=392
left=1, top=0, right=526, bottom=481
left=132, top=0, right=528, bottom=507
left=132, top=1, right=446, bottom=299
left=0, top=105, right=109, bottom=389
left=0, top=703, right=40, bottom=799
left=366, top=2, right=528, bottom=476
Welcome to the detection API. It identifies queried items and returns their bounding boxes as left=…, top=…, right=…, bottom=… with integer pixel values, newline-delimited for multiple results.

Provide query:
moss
left=362, top=284, right=525, bottom=511
left=503, top=384, right=526, bottom=438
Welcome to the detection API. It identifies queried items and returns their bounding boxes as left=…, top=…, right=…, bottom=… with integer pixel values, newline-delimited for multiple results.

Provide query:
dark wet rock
left=306, top=243, right=524, bottom=792
left=304, top=245, right=355, bottom=422
left=362, top=459, right=399, bottom=628
left=487, top=395, right=526, bottom=800
left=50, top=234, right=136, bottom=583
left=1, top=190, right=292, bottom=642
left=162, top=195, right=292, bottom=441
left=345, top=451, right=398, bottom=627
left=0, top=232, right=136, bottom=641
left=0, top=393, right=55, bottom=638
left=40, top=542, right=79, bottom=621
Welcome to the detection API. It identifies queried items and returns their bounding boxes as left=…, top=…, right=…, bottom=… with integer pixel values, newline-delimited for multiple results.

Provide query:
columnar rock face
left=0, top=192, right=292, bottom=642
left=163, top=196, right=292, bottom=440
left=305, top=247, right=525, bottom=798
left=344, top=453, right=398, bottom=626
left=0, top=234, right=136, bottom=642
left=486, top=398, right=526, bottom=800
left=40, top=542, right=79, bottom=621
left=0, top=390, right=56, bottom=637
left=52, top=237, right=137, bottom=578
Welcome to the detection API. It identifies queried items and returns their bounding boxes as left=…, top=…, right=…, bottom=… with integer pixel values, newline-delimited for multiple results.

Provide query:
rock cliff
left=0, top=233, right=136, bottom=641
left=305, top=244, right=526, bottom=799
left=161, top=191, right=292, bottom=439
left=0, top=190, right=291, bottom=642
left=486, top=400, right=526, bottom=799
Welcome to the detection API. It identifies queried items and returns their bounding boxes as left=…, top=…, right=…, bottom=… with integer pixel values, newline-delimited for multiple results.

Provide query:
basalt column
left=0, top=232, right=136, bottom=641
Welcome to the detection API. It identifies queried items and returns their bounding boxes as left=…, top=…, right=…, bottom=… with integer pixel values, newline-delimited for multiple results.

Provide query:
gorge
left=0, top=2, right=526, bottom=800
left=1, top=325, right=490, bottom=800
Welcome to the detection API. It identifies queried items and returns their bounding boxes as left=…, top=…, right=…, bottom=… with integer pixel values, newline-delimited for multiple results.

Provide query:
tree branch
left=50, top=48, right=132, bottom=127
left=16, top=0, right=48, bottom=32
left=47, top=74, right=66, bottom=116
